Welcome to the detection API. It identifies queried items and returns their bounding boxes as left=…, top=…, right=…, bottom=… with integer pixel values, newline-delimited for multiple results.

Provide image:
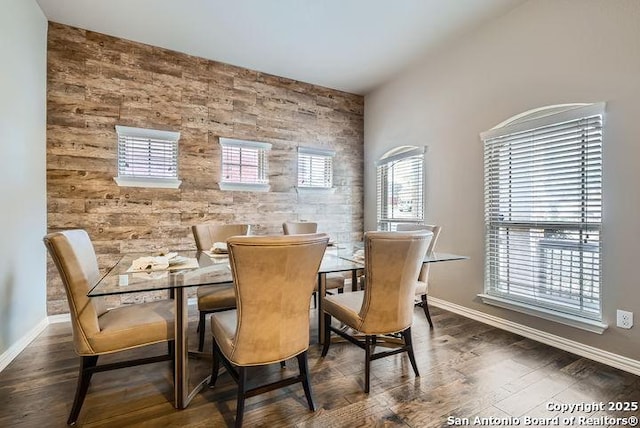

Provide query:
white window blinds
left=219, top=138, right=271, bottom=191
left=297, top=147, right=335, bottom=189
left=115, top=125, right=181, bottom=188
left=482, top=104, right=603, bottom=321
left=376, top=147, right=424, bottom=231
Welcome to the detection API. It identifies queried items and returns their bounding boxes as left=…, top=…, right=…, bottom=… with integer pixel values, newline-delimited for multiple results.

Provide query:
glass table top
left=88, top=251, right=233, bottom=297
left=88, top=245, right=467, bottom=297
left=89, top=248, right=366, bottom=297
left=333, top=242, right=468, bottom=264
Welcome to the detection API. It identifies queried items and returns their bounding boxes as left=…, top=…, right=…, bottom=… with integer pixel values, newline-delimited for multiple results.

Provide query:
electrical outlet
left=616, top=310, right=633, bottom=329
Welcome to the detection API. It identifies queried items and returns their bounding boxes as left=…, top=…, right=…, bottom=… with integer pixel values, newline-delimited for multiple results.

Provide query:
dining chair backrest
left=395, top=224, right=440, bottom=254
left=43, top=229, right=107, bottom=355
left=191, top=223, right=251, bottom=250
left=358, top=231, right=431, bottom=334
left=226, top=233, right=329, bottom=364
left=395, top=223, right=441, bottom=282
left=282, top=222, right=318, bottom=235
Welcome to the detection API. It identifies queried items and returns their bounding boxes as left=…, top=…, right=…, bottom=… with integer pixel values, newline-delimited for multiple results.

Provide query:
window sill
left=295, top=186, right=335, bottom=194
left=218, top=182, right=270, bottom=192
left=478, top=293, right=608, bottom=334
left=114, top=177, right=181, bottom=189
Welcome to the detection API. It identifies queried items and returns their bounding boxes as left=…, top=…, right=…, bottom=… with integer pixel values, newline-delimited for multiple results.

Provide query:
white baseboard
left=48, top=313, right=71, bottom=323
left=0, top=313, right=72, bottom=372
left=429, top=297, right=640, bottom=376
left=0, top=317, right=49, bottom=372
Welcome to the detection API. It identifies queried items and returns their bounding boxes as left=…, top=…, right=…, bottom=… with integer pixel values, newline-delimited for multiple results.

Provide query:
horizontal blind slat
left=117, top=130, right=179, bottom=179
left=377, top=151, right=424, bottom=229
left=221, top=144, right=269, bottom=185
left=483, top=110, right=602, bottom=320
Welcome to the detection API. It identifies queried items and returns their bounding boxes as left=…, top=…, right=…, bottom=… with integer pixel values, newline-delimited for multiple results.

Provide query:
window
left=114, top=125, right=181, bottom=188
left=219, top=137, right=271, bottom=191
left=376, top=146, right=425, bottom=231
left=297, top=147, right=335, bottom=189
left=481, top=103, right=605, bottom=332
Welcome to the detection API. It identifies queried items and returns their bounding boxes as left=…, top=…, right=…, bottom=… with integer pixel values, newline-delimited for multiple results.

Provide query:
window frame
left=218, top=137, right=272, bottom=192
left=114, top=125, right=181, bottom=189
left=296, top=146, right=335, bottom=190
left=480, top=103, right=607, bottom=333
left=376, top=146, right=426, bottom=231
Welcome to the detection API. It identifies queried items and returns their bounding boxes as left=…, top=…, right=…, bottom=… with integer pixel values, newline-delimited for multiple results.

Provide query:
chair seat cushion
left=211, top=310, right=307, bottom=366
left=323, top=290, right=412, bottom=335
left=324, top=273, right=346, bottom=290
left=197, top=283, right=236, bottom=311
left=322, top=291, right=365, bottom=331
left=210, top=310, right=237, bottom=361
left=415, top=280, right=428, bottom=296
left=91, top=300, right=174, bottom=354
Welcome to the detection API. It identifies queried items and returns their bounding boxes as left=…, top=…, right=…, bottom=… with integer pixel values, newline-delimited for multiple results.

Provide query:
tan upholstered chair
left=396, top=223, right=442, bottom=328
left=282, top=221, right=346, bottom=297
left=321, top=231, right=431, bottom=393
left=209, top=233, right=329, bottom=427
left=282, top=221, right=318, bottom=235
left=43, top=230, right=174, bottom=426
left=191, top=223, right=250, bottom=351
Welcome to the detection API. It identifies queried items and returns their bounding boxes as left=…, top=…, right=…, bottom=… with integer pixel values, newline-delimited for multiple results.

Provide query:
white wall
left=0, top=0, right=48, bottom=360
left=365, top=0, right=640, bottom=360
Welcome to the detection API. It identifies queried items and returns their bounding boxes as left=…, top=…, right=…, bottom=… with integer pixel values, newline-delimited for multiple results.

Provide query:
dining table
left=87, top=244, right=467, bottom=410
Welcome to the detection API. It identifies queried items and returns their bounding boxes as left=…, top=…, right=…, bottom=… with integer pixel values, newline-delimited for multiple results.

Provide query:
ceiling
left=36, top=0, right=525, bottom=95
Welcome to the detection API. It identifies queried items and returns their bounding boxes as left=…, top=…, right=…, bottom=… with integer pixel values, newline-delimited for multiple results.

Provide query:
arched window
left=481, top=103, right=605, bottom=332
left=376, top=146, right=425, bottom=231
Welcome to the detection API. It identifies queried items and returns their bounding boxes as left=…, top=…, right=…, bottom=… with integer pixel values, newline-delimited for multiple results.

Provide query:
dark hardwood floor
left=1, top=306, right=638, bottom=427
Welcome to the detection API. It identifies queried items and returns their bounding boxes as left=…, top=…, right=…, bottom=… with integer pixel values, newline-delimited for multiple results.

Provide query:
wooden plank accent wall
left=46, top=23, right=364, bottom=315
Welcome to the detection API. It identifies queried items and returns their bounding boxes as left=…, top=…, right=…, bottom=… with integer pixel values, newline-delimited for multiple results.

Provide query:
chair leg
left=402, top=327, right=420, bottom=378
left=321, top=313, right=332, bottom=357
left=280, top=360, right=286, bottom=369
left=235, top=367, right=247, bottom=428
left=364, top=335, right=373, bottom=393
left=198, top=312, right=206, bottom=352
left=67, top=355, right=98, bottom=426
left=297, top=351, right=316, bottom=411
left=168, top=339, right=175, bottom=358
left=210, top=340, right=221, bottom=388
left=421, top=295, right=434, bottom=328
